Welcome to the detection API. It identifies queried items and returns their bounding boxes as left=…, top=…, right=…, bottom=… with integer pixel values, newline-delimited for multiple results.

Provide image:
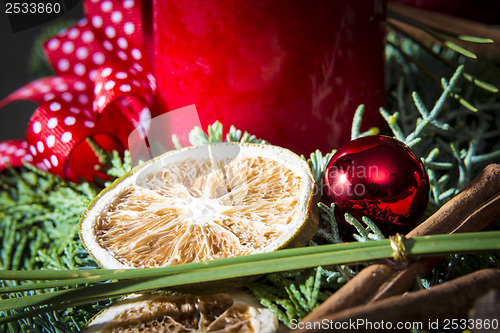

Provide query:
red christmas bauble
left=322, top=135, right=430, bottom=236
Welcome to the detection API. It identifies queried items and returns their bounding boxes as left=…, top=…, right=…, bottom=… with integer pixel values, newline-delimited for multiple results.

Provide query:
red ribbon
left=0, top=0, right=156, bottom=182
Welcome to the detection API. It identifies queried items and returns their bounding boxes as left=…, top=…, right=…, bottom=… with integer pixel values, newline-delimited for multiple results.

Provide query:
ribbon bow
left=0, top=0, right=155, bottom=182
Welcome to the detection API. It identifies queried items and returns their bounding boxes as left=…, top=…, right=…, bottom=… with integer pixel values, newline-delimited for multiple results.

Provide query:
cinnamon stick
left=300, top=164, right=500, bottom=324
left=290, top=268, right=500, bottom=333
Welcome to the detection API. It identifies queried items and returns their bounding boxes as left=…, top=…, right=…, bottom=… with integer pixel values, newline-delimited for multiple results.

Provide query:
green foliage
left=178, top=120, right=267, bottom=148
left=0, top=165, right=102, bottom=332
left=301, top=149, right=335, bottom=187
left=27, top=20, right=76, bottom=78
left=247, top=268, right=334, bottom=328
left=0, top=165, right=96, bottom=271
left=430, top=253, right=500, bottom=286
left=385, top=38, right=500, bottom=208
left=103, top=150, right=133, bottom=187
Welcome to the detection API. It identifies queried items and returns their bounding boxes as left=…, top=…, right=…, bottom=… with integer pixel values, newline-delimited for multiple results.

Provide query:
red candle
left=154, top=0, right=386, bottom=155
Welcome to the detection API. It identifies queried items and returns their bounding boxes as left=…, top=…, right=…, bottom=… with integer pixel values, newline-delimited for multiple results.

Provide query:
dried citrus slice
left=80, top=142, right=316, bottom=269
left=83, top=292, right=279, bottom=333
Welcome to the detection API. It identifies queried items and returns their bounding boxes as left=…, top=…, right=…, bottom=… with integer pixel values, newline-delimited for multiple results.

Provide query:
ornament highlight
left=323, top=135, right=430, bottom=236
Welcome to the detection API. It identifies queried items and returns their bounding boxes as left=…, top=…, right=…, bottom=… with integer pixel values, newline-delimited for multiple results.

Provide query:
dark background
left=0, top=1, right=84, bottom=141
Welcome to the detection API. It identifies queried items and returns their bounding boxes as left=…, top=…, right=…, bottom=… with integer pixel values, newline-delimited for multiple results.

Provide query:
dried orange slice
left=83, top=292, right=279, bottom=333
left=80, top=142, right=317, bottom=269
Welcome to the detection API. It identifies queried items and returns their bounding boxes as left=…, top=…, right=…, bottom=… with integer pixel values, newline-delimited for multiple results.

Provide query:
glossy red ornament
left=322, top=135, right=430, bottom=236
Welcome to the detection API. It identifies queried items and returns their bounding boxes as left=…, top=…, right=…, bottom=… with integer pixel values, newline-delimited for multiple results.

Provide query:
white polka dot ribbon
left=0, top=0, right=157, bottom=182
left=0, top=141, right=32, bottom=169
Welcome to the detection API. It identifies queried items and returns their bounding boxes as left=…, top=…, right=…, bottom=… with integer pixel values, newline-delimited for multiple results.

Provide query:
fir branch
left=302, top=150, right=335, bottom=187
left=383, top=59, right=500, bottom=207
left=388, top=10, right=479, bottom=59
left=186, top=121, right=267, bottom=147
left=351, top=105, right=365, bottom=140
left=103, top=150, right=132, bottom=184
left=350, top=105, right=380, bottom=139
left=387, top=22, right=498, bottom=95
left=405, top=65, right=464, bottom=144
left=0, top=166, right=100, bottom=331
left=315, top=203, right=342, bottom=245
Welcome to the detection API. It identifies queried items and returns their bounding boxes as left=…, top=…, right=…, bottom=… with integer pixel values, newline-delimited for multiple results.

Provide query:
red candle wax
left=154, top=0, right=386, bottom=155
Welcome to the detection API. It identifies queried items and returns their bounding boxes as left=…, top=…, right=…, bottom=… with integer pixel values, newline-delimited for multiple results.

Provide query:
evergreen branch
left=316, top=203, right=342, bottom=244
left=380, top=109, right=406, bottom=142
left=351, top=105, right=365, bottom=140
left=105, top=150, right=132, bottom=179
left=471, top=150, right=500, bottom=164
left=442, top=41, right=477, bottom=59
left=185, top=121, right=267, bottom=148
left=387, top=39, right=441, bottom=84
left=391, top=10, right=493, bottom=46
left=387, top=21, right=498, bottom=94
left=456, top=35, right=494, bottom=44
left=462, top=73, right=498, bottom=93
left=302, top=150, right=335, bottom=187
left=388, top=10, right=478, bottom=59
left=405, top=65, right=464, bottom=144
left=455, top=97, right=478, bottom=112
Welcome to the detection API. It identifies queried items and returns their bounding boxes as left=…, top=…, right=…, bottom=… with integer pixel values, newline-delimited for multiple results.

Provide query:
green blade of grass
left=0, top=245, right=395, bottom=311
left=0, top=240, right=387, bottom=284
left=0, top=230, right=499, bottom=325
